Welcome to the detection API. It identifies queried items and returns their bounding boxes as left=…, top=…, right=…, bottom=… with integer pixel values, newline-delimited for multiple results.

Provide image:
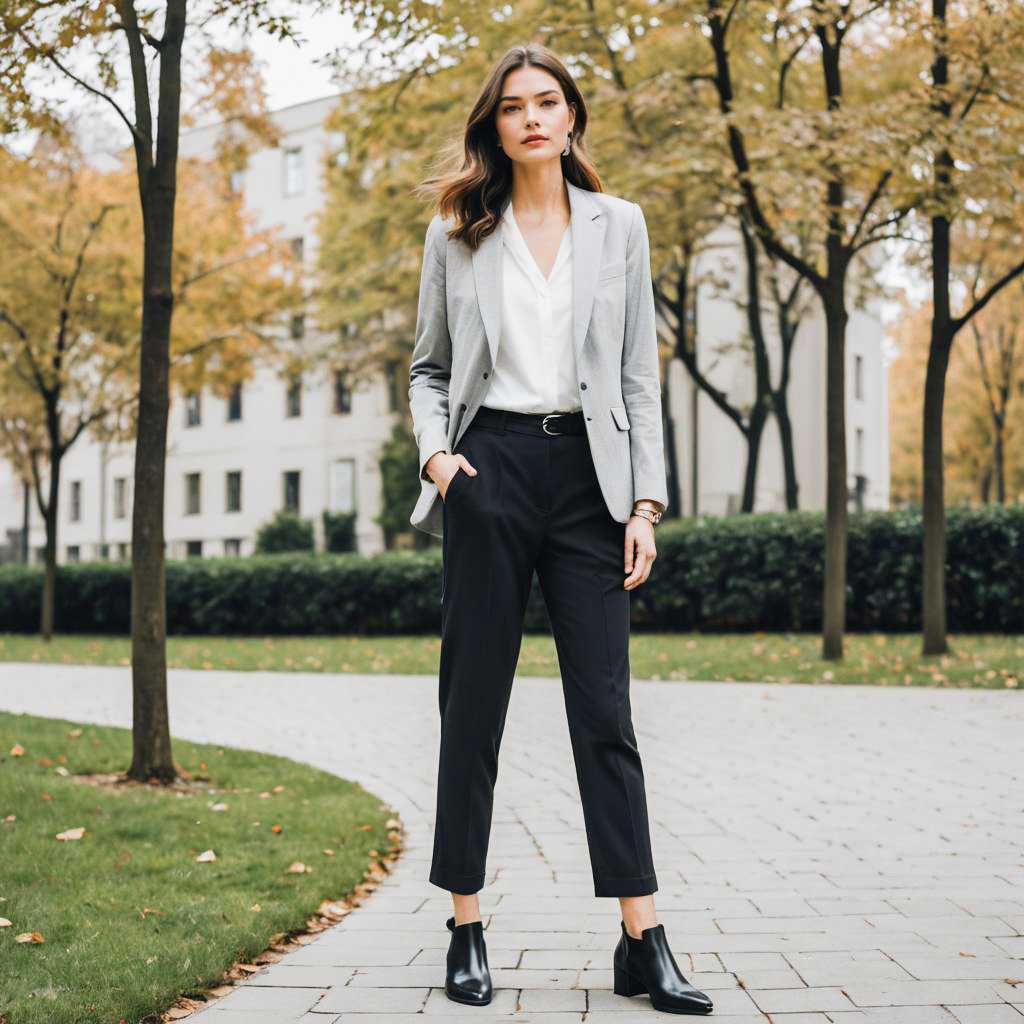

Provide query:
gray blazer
left=408, top=179, right=668, bottom=538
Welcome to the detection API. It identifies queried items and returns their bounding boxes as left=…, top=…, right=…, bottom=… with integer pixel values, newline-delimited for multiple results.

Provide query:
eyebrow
left=499, top=89, right=559, bottom=102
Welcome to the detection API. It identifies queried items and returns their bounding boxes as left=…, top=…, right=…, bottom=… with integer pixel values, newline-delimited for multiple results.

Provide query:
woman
left=407, top=43, right=713, bottom=1016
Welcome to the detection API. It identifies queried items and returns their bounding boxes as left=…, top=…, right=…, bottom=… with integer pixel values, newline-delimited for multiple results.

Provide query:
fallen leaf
left=271, top=824, right=282, bottom=833
left=0, top=917, right=11, bottom=927
left=286, top=861, right=311, bottom=873
left=15, top=932, right=44, bottom=943
left=56, top=826, right=86, bottom=841
left=195, top=849, right=217, bottom=862
left=210, top=803, right=228, bottom=812
left=9, top=744, right=24, bottom=757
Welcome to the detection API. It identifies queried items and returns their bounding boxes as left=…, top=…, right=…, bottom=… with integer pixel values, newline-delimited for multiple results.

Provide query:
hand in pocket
left=430, top=452, right=477, bottom=500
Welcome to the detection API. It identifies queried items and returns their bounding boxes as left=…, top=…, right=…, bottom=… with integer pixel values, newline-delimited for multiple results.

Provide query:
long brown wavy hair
left=413, top=43, right=603, bottom=251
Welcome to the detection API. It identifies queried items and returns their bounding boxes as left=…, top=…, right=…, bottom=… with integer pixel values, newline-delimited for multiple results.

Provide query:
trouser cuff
left=429, top=865, right=485, bottom=895
left=594, top=872, right=659, bottom=897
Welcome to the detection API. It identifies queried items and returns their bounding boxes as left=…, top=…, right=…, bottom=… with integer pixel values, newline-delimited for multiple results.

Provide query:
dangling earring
left=562, top=131, right=572, bottom=157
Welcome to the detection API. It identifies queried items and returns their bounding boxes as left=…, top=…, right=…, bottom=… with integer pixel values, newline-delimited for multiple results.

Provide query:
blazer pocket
left=610, top=405, right=631, bottom=430
left=598, top=260, right=626, bottom=282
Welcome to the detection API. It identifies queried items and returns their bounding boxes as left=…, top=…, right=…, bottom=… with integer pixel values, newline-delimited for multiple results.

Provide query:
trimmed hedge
left=0, top=505, right=1020, bottom=635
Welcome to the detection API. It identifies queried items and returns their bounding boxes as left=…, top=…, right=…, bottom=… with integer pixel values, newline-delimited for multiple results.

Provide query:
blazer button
left=482, top=371, right=488, bottom=379
left=580, top=382, right=587, bottom=389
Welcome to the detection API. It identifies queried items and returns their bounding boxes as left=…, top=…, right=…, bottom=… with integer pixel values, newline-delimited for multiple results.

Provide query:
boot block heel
left=613, top=963, right=648, bottom=997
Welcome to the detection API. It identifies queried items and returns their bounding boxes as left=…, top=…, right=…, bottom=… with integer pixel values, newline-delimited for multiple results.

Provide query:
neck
left=509, top=164, right=568, bottom=220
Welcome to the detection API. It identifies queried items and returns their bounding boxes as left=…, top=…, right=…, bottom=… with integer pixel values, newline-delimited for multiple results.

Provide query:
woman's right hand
left=427, top=451, right=477, bottom=500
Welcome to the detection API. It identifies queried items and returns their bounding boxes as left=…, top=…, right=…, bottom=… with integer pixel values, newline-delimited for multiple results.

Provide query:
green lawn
left=0, top=711, right=398, bottom=1024
left=1, top=631, right=1020, bottom=687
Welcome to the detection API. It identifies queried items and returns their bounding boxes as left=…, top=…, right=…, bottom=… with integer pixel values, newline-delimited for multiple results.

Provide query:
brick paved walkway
left=2, top=662, right=1022, bottom=1023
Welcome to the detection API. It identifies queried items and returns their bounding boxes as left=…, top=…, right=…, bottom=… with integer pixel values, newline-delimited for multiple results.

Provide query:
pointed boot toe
left=445, top=915, right=492, bottom=1005
left=613, top=920, right=713, bottom=1014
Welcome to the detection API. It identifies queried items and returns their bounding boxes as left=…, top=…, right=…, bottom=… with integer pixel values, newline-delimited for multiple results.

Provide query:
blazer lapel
left=471, top=180, right=606, bottom=367
left=567, top=180, right=605, bottom=360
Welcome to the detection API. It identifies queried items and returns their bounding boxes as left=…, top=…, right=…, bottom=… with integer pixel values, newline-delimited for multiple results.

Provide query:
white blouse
left=480, top=202, right=581, bottom=414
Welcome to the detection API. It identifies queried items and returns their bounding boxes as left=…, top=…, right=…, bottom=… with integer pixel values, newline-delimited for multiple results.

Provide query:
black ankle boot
left=613, top=920, right=713, bottom=1014
left=445, top=915, right=492, bottom=1005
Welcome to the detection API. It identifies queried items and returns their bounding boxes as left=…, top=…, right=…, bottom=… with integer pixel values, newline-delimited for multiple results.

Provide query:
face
left=494, top=65, right=576, bottom=165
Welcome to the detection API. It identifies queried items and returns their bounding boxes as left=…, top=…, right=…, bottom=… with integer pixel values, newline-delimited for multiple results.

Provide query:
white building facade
left=667, top=222, right=890, bottom=516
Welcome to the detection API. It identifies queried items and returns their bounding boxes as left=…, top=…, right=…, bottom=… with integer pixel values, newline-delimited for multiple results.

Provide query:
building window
left=284, top=147, right=304, bottom=196
left=98, top=543, right=109, bottom=559
left=286, top=372, right=302, bottom=417
left=229, top=168, right=244, bottom=194
left=117, top=542, right=129, bottom=560
left=328, top=459, right=356, bottom=513
left=186, top=540, right=203, bottom=558
left=67, top=545, right=80, bottom=562
left=70, top=480, right=81, bottom=522
left=333, top=369, right=351, bottom=414
left=227, top=382, right=242, bottom=421
left=283, top=470, right=300, bottom=513
left=113, top=477, right=127, bottom=519
left=185, top=472, right=201, bottom=515
left=185, top=390, right=201, bottom=427
left=226, top=470, right=241, bottom=513
left=855, top=426, right=865, bottom=474
left=854, top=353, right=864, bottom=401
left=290, top=236, right=304, bottom=261
left=290, top=313, right=305, bottom=340
left=224, top=538, right=241, bottom=557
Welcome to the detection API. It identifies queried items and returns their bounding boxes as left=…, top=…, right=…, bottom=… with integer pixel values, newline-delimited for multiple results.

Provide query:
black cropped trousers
left=428, top=405, right=658, bottom=898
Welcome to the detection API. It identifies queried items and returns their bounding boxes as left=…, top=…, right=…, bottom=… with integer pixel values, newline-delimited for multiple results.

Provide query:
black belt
left=471, top=405, right=586, bottom=436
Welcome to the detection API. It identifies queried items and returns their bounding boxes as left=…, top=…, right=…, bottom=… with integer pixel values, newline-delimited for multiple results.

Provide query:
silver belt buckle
left=542, top=413, right=563, bottom=436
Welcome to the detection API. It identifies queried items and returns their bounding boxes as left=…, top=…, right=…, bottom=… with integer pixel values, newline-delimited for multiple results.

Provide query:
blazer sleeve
left=408, top=214, right=452, bottom=482
left=621, top=202, right=669, bottom=513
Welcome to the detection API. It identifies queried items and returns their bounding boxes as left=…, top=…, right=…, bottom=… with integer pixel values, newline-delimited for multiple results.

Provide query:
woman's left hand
left=623, top=516, right=656, bottom=590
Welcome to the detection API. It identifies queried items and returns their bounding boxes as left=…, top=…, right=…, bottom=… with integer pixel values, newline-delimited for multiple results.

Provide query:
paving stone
left=515, top=987, right=587, bottom=1011
left=316, top=986, right=431, bottom=1013
left=950, top=1006, right=1024, bottom=1023
left=207, top=986, right=328, bottom=1012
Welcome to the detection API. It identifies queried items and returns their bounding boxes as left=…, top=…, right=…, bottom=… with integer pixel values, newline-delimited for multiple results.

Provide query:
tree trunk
left=773, top=390, right=800, bottom=510
left=127, top=0, right=186, bottom=784
left=662, top=360, right=679, bottom=520
left=921, top=321, right=951, bottom=654
left=39, top=461, right=59, bottom=641
left=741, top=403, right=767, bottom=512
left=822, top=299, right=848, bottom=660
left=993, top=425, right=1005, bottom=504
